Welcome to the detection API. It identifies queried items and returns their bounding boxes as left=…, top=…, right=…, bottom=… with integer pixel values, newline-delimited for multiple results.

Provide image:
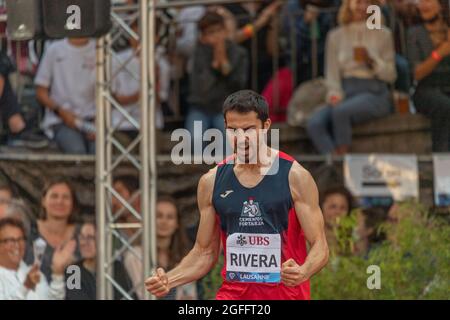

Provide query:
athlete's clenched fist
left=145, top=268, right=170, bottom=298
left=281, top=258, right=309, bottom=287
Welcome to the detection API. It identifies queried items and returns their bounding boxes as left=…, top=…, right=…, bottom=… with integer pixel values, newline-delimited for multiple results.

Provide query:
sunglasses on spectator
left=0, top=237, right=26, bottom=246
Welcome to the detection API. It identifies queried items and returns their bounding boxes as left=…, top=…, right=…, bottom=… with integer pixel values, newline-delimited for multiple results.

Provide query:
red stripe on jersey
left=278, top=151, right=295, bottom=162
left=218, top=154, right=236, bottom=166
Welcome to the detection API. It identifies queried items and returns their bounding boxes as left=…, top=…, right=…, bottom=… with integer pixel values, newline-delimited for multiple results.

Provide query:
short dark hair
left=198, top=11, right=225, bottom=33
left=320, top=185, right=355, bottom=215
left=113, top=175, right=139, bottom=195
left=223, top=90, right=270, bottom=122
left=0, top=217, right=26, bottom=237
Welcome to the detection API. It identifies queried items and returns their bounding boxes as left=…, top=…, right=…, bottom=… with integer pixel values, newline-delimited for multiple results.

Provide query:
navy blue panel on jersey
left=212, top=153, right=294, bottom=236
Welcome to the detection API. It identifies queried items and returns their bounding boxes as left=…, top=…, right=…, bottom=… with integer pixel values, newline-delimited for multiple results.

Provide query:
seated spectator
left=407, top=0, right=450, bottom=152
left=35, top=37, right=96, bottom=154
left=0, top=182, right=13, bottom=219
left=320, top=185, right=368, bottom=255
left=0, top=217, right=74, bottom=300
left=218, top=1, right=284, bottom=92
left=173, top=5, right=207, bottom=118
left=186, top=12, right=248, bottom=144
left=111, top=21, right=165, bottom=146
left=0, top=52, right=48, bottom=149
left=283, top=0, right=337, bottom=84
left=65, top=219, right=135, bottom=300
left=381, top=0, right=420, bottom=94
left=25, top=177, right=82, bottom=283
left=307, top=0, right=397, bottom=155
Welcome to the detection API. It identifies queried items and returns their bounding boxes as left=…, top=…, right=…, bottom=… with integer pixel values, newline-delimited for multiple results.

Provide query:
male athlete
left=145, top=90, right=329, bottom=300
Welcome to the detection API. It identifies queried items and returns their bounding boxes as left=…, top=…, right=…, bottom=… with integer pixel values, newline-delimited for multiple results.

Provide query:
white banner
left=344, top=154, right=419, bottom=201
left=432, top=154, right=450, bottom=206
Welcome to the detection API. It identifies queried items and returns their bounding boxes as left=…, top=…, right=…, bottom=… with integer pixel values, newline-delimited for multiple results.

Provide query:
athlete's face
left=225, top=111, right=271, bottom=163
left=156, top=201, right=179, bottom=239
left=322, top=193, right=349, bottom=226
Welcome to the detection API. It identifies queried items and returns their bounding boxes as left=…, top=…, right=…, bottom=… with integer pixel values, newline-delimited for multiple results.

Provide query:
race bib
left=226, top=233, right=281, bottom=283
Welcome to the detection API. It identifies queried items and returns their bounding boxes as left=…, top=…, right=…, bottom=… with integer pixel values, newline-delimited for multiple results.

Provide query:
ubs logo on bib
left=239, top=198, right=264, bottom=227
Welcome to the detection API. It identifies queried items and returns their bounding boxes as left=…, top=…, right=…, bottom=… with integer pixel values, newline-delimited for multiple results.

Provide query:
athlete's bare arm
left=145, top=168, right=221, bottom=297
left=281, top=162, right=329, bottom=287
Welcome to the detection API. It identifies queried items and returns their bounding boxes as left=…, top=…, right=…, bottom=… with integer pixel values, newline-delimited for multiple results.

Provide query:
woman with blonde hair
left=307, top=0, right=397, bottom=155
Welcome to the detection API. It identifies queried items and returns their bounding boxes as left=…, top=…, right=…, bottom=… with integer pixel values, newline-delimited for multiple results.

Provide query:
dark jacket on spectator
left=0, top=52, right=21, bottom=129
left=65, top=260, right=136, bottom=300
left=188, top=40, right=248, bottom=115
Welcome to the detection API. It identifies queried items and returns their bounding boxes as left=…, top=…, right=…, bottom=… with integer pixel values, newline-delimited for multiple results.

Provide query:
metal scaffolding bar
left=96, top=0, right=157, bottom=300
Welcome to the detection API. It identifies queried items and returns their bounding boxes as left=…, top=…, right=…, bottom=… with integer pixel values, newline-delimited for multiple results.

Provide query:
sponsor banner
left=432, top=154, right=450, bottom=206
left=344, top=154, right=419, bottom=201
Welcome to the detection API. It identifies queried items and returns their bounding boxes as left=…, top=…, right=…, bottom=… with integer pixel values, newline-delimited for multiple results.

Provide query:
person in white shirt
left=35, top=37, right=96, bottom=155
left=111, top=22, right=165, bottom=143
left=0, top=217, right=75, bottom=300
left=306, top=0, right=397, bottom=155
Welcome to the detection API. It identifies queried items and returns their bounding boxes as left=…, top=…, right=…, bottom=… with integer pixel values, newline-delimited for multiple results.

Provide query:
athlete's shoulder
left=289, top=161, right=315, bottom=188
left=197, top=167, right=217, bottom=206
left=198, top=167, right=218, bottom=190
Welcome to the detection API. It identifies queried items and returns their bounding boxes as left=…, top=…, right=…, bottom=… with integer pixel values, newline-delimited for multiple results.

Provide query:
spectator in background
left=111, top=21, right=165, bottom=146
left=123, top=195, right=196, bottom=300
left=35, top=37, right=96, bottom=154
left=218, top=1, right=284, bottom=92
left=0, top=182, right=13, bottom=219
left=65, top=220, right=135, bottom=300
left=320, top=185, right=368, bottom=255
left=155, top=196, right=195, bottom=300
left=0, top=182, right=31, bottom=234
left=0, top=52, right=48, bottom=149
left=174, top=5, right=206, bottom=72
left=112, top=175, right=139, bottom=231
left=284, top=0, right=338, bottom=84
left=307, top=0, right=397, bottom=155
left=173, top=5, right=206, bottom=117
left=25, top=177, right=82, bottom=284
left=186, top=12, right=248, bottom=142
left=0, top=217, right=74, bottom=300
left=408, top=0, right=450, bottom=152
left=381, top=0, right=421, bottom=95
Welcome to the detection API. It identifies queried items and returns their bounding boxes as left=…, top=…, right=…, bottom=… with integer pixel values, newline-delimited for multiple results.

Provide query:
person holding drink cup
left=307, top=0, right=397, bottom=155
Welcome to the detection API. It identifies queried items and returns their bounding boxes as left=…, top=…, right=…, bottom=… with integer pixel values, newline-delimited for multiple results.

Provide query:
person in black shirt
left=65, top=220, right=135, bottom=300
left=0, top=52, right=48, bottom=149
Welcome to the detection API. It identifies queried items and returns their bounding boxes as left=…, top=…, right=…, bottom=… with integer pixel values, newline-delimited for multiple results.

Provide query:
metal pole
left=139, top=0, right=153, bottom=300
left=95, top=37, right=107, bottom=300
left=104, top=33, right=114, bottom=300
left=148, top=0, right=158, bottom=292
